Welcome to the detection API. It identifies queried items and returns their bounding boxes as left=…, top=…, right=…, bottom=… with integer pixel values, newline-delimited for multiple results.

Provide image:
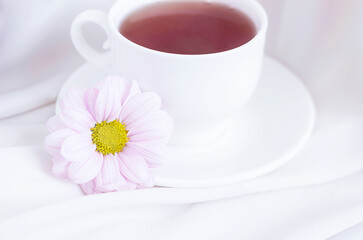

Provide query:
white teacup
left=71, top=0, right=268, bottom=146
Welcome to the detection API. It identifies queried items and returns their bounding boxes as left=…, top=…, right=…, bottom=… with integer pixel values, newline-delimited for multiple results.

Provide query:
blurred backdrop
left=1, top=0, right=362, bottom=119
left=1, top=1, right=363, bottom=239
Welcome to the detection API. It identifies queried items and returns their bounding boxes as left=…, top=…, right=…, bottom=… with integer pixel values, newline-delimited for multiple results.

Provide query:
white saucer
left=56, top=56, right=315, bottom=188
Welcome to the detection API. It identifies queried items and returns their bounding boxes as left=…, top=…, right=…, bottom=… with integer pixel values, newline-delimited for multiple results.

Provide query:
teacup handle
left=71, top=10, right=111, bottom=67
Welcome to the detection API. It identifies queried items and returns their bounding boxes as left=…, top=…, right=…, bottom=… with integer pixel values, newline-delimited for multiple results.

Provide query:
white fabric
left=1, top=0, right=363, bottom=239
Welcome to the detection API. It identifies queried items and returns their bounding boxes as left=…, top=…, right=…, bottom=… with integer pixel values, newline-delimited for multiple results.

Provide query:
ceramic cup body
left=71, top=0, right=268, bottom=145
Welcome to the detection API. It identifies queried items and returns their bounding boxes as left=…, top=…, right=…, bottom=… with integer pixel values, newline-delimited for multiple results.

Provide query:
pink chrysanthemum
left=45, top=76, right=172, bottom=194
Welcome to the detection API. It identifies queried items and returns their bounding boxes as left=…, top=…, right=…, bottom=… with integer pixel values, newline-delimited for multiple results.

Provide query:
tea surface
left=120, top=2, right=256, bottom=54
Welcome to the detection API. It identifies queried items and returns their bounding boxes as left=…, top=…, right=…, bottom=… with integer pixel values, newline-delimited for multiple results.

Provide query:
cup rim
left=108, top=0, right=268, bottom=58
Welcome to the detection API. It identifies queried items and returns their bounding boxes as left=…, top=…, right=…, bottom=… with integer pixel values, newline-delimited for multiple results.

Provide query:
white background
left=0, top=0, right=363, bottom=239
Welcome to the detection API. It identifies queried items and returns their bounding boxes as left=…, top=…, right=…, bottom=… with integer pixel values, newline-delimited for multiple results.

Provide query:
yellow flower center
left=91, top=119, right=128, bottom=155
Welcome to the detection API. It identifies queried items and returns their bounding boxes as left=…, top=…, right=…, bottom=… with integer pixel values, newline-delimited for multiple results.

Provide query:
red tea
left=119, top=2, right=257, bottom=54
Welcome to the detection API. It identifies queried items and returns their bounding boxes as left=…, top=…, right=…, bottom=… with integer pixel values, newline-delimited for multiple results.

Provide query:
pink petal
left=127, top=110, right=172, bottom=131
left=94, top=154, right=129, bottom=192
left=117, top=148, right=154, bottom=187
left=125, top=180, right=138, bottom=190
left=84, top=88, right=99, bottom=121
left=52, top=155, right=69, bottom=178
left=61, top=134, right=96, bottom=162
left=46, top=115, right=66, bottom=132
left=80, top=180, right=97, bottom=195
left=94, top=77, right=124, bottom=122
left=127, top=110, right=172, bottom=149
left=68, top=152, right=103, bottom=184
left=119, top=93, right=161, bottom=127
left=124, top=80, right=141, bottom=103
left=126, top=142, right=163, bottom=168
left=44, top=129, right=74, bottom=155
left=95, top=76, right=140, bottom=104
left=60, top=88, right=86, bottom=110
left=61, top=108, right=95, bottom=133
left=94, top=78, right=108, bottom=90
left=115, top=77, right=140, bottom=106
left=129, top=131, right=169, bottom=146
left=128, top=121, right=171, bottom=145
